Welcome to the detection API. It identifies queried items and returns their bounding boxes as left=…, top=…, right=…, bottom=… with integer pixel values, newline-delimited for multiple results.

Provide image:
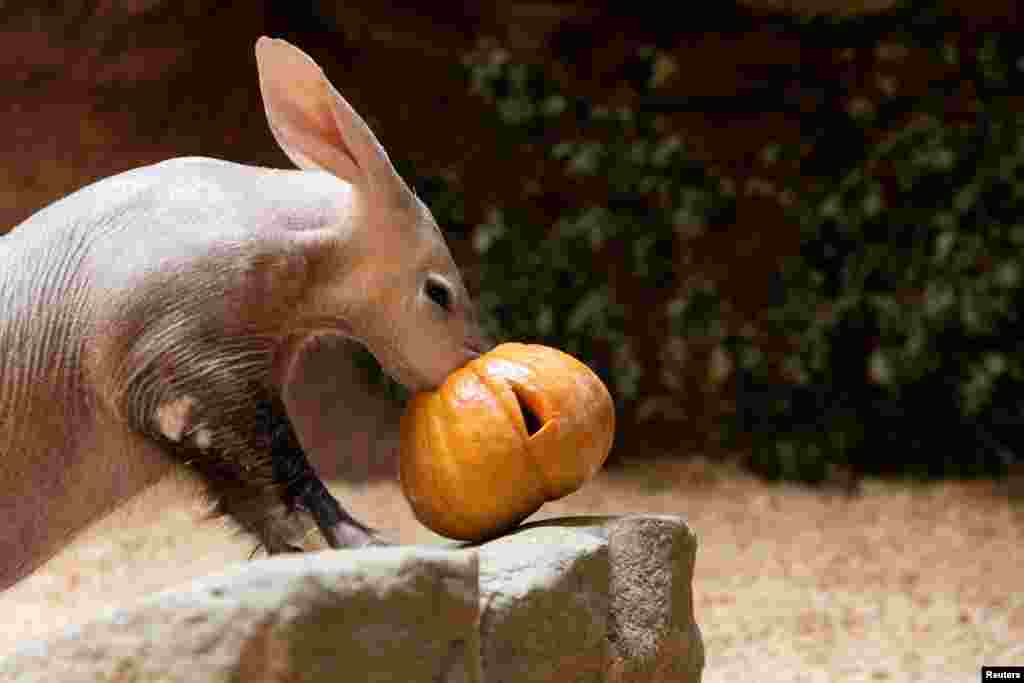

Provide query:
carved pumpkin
left=399, top=342, right=615, bottom=541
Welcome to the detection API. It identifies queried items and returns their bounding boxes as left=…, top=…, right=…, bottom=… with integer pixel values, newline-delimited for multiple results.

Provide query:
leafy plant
left=733, top=7, right=1024, bottom=480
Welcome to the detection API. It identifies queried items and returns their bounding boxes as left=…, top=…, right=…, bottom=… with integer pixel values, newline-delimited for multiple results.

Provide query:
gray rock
left=475, top=515, right=702, bottom=683
left=606, top=515, right=703, bottom=683
left=477, top=520, right=611, bottom=683
left=0, top=515, right=702, bottom=683
left=0, top=547, right=481, bottom=683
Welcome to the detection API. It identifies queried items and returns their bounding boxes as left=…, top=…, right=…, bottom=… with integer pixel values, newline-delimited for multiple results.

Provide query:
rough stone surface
left=0, top=515, right=702, bottom=683
left=477, top=520, right=611, bottom=682
left=0, top=548, right=481, bottom=683
left=606, top=516, right=703, bottom=683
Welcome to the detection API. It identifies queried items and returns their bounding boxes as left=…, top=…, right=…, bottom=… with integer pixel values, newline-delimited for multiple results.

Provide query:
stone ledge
left=0, top=514, right=702, bottom=683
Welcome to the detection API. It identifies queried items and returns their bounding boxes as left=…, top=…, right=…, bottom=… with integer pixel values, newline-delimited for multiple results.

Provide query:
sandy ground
left=1, top=459, right=1021, bottom=682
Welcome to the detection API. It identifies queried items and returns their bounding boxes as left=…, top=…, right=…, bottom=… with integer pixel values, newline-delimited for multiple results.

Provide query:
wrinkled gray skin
left=0, top=38, right=491, bottom=591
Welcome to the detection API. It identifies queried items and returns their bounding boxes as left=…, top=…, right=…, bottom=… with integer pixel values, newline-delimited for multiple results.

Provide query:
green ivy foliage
left=733, top=7, right=1024, bottom=481
left=747, top=110, right=1023, bottom=466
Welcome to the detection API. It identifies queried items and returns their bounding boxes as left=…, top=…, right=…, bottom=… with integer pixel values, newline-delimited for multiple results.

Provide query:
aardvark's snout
left=465, top=334, right=496, bottom=357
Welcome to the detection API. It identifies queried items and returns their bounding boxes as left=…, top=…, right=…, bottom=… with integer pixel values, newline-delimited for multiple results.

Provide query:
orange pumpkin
left=399, top=342, right=615, bottom=541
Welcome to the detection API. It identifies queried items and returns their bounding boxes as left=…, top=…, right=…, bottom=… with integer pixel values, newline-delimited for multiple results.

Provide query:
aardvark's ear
left=254, top=36, right=404, bottom=199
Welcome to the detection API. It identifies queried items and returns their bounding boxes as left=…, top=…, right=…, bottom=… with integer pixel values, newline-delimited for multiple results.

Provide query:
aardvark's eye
left=425, top=276, right=453, bottom=312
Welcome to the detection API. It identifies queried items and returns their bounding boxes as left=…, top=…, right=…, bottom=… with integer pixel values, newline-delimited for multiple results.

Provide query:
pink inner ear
left=257, top=39, right=364, bottom=183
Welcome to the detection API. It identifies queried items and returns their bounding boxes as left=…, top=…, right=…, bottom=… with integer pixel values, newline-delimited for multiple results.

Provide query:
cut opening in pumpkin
left=510, top=385, right=543, bottom=436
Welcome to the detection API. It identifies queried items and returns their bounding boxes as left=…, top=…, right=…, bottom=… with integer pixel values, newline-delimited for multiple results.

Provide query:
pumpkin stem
left=511, top=385, right=543, bottom=437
